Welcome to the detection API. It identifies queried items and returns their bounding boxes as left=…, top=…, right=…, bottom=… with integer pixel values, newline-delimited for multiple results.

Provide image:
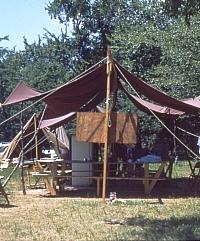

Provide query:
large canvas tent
left=2, top=53, right=200, bottom=200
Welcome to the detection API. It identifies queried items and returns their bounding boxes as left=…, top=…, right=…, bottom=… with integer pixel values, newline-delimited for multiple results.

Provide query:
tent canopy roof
left=2, top=59, right=200, bottom=128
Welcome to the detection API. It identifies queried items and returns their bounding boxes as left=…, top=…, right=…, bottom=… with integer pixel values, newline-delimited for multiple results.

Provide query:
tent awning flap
left=40, top=91, right=106, bottom=129
left=40, top=112, right=76, bottom=129
left=119, top=83, right=185, bottom=116
left=2, top=81, right=44, bottom=106
left=115, top=61, right=200, bottom=114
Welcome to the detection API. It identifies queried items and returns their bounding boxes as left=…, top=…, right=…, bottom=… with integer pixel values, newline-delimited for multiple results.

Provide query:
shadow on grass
left=9, top=177, right=200, bottom=201
left=34, top=179, right=200, bottom=200
left=0, top=203, right=17, bottom=208
left=124, top=215, right=200, bottom=240
left=35, top=186, right=98, bottom=199
left=105, top=178, right=200, bottom=199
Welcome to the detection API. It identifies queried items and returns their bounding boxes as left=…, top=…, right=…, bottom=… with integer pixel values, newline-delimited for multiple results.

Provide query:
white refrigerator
left=71, top=136, right=93, bottom=186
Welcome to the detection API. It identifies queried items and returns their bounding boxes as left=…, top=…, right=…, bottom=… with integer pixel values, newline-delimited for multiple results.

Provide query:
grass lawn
left=0, top=161, right=200, bottom=241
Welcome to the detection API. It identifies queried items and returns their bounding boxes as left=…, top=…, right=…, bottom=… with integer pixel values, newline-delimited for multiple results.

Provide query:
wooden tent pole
left=102, top=48, right=112, bottom=202
left=34, top=114, right=39, bottom=160
left=20, top=103, right=26, bottom=195
left=169, top=119, right=177, bottom=179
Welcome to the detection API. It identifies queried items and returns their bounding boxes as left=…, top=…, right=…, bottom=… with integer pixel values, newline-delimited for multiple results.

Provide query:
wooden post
left=34, top=114, right=39, bottom=160
left=169, top=119, right=177, bottom=179
left=102, top=48, right=112, bottom=202
left=20, top=103, right=26, bottom=195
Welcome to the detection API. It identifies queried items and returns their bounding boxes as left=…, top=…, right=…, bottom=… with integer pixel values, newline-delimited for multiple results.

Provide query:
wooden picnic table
left=32, top=158, right=71, bottom=195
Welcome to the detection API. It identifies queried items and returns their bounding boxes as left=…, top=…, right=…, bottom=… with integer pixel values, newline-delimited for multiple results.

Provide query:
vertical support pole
left=20, top=103, right=26, bottom=195
left=102, top=48, right=112, bottom=202
left=34, top=114, right=39, bottom=160
left=144, top=163, right=149, bottom=194
left=169, top=119, right=177, bottom=179
left=55, top=129, right=62, bottom=158
left=172, top=120, right=177, bottom=158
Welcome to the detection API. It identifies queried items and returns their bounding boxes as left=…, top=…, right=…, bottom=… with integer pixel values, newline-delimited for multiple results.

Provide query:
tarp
left=115, top=61, right=200, bottom=113
left=182, top=97, right=200, bottom=108
left=43, top=64, right=117, bottom=117
left=119, top=83, right=184, bottom=116
left=40, top=91, right=106, bottom=128
left=40, top=112, right=76, bottom=129
left=41, top=60, right=200, bottom=122
left=2, top=81, right=44, bottom=106
left=2, top=59, right=200, bottom=129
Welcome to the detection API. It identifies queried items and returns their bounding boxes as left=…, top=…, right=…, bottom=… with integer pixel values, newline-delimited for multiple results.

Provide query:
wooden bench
left=68, top=175, right=166, bottom=196
left=31, top=172, right=166, bottom=196
left=0, top=176, right=9, bottom=205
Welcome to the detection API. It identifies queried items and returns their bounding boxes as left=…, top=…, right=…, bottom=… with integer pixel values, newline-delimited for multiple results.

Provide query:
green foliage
left=162, top=0, right=200, bottom=25
left=46, top=0, right=151, bottom=59
left=0, top=38, right=23, bottom=140
left=112, top=14, right=200, bottom=99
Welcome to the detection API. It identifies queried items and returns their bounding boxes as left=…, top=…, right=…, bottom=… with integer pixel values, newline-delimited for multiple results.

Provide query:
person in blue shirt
left=127, top=143, right=149, bottom=163
left=126, top=143, right=149, bottom=177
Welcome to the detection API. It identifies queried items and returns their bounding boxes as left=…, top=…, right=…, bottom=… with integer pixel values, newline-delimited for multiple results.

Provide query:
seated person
left=127, top=143, right=149, bottom=163
left=126, top=143, right=149, bottom=177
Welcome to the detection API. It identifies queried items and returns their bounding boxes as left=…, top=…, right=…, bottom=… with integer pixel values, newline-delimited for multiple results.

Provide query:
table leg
left=96, top=177, right=100, bottom=197
left=147, top=162, right=166, bottom=194
left=144, top=163, right=149, bottom=194
left=36, top=161, right=57, bottom=195
left=49, top=162, right=57, bottom=195
left=61, top=160, right=66, bottom=175
left=50, top=178, right=57, bottom=196
left=0, top=181, right=9, bottom=205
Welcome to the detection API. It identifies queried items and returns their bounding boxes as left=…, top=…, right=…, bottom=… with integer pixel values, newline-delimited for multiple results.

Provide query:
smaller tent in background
left=0, top=114, right=69, bottom=168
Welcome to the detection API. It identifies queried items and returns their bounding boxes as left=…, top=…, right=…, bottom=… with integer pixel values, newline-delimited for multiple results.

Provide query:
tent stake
left=102, top=48, right=112, bottom=203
